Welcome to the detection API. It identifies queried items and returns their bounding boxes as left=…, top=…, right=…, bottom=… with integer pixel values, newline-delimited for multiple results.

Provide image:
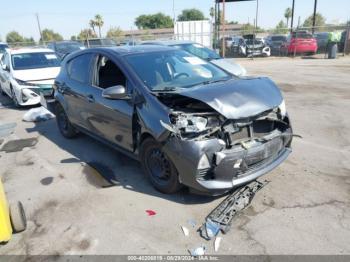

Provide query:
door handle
left=86, top=94, right=95, bottom=103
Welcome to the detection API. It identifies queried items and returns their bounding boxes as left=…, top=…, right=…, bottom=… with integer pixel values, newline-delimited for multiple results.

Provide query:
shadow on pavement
left=25, top=118, right=220, bottom=205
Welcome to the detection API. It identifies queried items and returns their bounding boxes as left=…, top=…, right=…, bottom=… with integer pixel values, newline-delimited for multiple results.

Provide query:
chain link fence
left=6, top=24, right=350, bottom=59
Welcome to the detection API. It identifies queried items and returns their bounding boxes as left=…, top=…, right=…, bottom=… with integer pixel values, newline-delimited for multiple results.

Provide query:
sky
left=0, top=0, right=349, bottom=41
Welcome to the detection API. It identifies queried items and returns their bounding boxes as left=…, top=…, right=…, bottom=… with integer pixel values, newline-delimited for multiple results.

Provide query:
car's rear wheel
left=140, top=137, right=183, bottom=194
left=55, top=103, right=78, bottom=138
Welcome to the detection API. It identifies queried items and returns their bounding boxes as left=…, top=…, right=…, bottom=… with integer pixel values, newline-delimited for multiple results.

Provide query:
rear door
left=57, top=52, right=95, bottom=128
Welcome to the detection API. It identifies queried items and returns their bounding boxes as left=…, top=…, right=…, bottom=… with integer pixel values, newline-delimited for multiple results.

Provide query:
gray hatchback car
left=50, top=46, right=293, bottom=195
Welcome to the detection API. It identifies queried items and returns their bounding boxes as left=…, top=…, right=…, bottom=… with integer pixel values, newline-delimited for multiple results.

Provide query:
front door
left=80, top=54, right=134, bottom=152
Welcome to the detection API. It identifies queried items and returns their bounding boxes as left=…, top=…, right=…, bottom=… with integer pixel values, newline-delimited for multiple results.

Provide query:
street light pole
left=36, top=13, right=43, bottom=44
left=222, top=0, right=226, bottom=58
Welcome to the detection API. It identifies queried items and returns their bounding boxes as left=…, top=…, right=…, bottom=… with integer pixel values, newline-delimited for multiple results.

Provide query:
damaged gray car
left=49, top=46, right=292, bottom=195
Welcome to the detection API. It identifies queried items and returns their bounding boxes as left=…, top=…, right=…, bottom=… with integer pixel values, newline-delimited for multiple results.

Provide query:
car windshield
left=11, top=52, right=61, bottom=70
left=126, top=50, right=230, bottom=92
left=292, top=32, right=313, bottom=39
left=172, top=43, right=221, bottom=60
left=56, top=42, right=84, bottom=53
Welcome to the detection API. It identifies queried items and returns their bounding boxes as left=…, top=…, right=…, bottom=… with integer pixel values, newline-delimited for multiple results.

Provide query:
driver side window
left=94, top=55, right=126, bottom=89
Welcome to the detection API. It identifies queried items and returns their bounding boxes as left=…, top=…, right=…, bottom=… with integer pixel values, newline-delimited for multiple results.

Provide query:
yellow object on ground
left=0, top=178, right=12, bottom=243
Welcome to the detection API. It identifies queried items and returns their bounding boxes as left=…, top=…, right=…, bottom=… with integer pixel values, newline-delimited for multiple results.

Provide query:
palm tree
left=89, top=19, right=96, bottom=35
left=94, top=14, right=104, bottom=38
left=284, top=8, right=292, bottom=28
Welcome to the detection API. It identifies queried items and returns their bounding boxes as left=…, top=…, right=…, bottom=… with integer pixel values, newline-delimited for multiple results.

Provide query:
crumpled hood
left=12, top=67, right=60, bottom=83
left=176, top=77, right=283, bottom=119
left=211, top=59, right=247, bottom=76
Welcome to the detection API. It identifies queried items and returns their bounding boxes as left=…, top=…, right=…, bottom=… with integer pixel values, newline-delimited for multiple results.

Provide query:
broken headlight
left=278, top=99, right=287, bottom=118
left=175, top=115, right=208, bottom=133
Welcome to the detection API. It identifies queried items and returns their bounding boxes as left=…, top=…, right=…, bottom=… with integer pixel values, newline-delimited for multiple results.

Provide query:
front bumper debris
left=199, top=180, right=268, bottom=240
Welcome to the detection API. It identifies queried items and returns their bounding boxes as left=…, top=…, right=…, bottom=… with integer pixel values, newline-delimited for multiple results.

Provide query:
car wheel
left=9, top=201, right=26, bottom=233
left=55, top=103, right=78, bottom=138
left=140, top=137, right=183, bottom=194
left=0, top=83, right=5, bottom=96
left=10, top=87, right=20, bottom=107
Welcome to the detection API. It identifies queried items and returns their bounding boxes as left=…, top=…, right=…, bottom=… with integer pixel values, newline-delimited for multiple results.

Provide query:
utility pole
left=36, top=13, right=43, bottom=44
left=222, top=0, right=226, bottom=58
left=312, top=0, right=318, bottom=34
left=172, top=0, right=175, bottom=23
left=290, top=0, right=295, bottom=33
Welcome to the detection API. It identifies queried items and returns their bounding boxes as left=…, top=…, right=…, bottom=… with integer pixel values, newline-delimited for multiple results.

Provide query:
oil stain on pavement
left=0, top=138, right=38, bottom=153
left=40, top=177, right=54, bottom=186
left=83, top=162, right=119, bottom=188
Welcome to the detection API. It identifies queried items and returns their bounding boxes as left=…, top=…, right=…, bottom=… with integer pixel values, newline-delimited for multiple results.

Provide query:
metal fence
left=6, top=24, right=350, bottom=59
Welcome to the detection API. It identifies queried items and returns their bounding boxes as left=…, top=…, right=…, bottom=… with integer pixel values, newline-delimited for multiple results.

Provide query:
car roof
left=85, top=45, right=177, bottom=56
left=141, top=40, right=196, bottom=46
left=9, top=48, right=55, bottom=55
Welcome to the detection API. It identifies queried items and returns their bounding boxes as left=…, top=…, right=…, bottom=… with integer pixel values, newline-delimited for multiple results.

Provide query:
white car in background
left=0, top=48, right=61, bottom=107
left=0, top=43, right=9, bottom=60
left=141, top=40, right=247, bottom=76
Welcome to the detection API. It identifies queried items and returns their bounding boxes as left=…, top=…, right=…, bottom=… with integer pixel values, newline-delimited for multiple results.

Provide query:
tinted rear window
left=292, top=32, right=313, bottom=39
left=67, top=53, right=94, bottom=83
left=271, top=36, right=286, bottom=41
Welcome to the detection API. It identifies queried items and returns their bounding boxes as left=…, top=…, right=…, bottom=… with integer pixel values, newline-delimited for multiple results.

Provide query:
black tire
left=140, top=137, right=183, bottom=194
left=10, top=201, right=26, bottom=233
left=55, top=103, right=78, bottom=138
left=10, top=87, right=20, bottom=107
left=0, top=83, right=5, bottom=96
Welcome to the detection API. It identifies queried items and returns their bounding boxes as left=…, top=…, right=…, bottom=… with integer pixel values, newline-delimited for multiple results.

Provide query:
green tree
left=94, top=14, right=104, bottom=38
left=106, top=27, right=124, bottom=38
left=6, top=31, right=24, bottom=44
left=241, top=23, right=264, bottom=34
left=41, top=29, right=63, bottom=42
left=303, top=13, right=326, bottom=29
left=70, top=35, right=77, bottom=41
left=89, top=20, right=97, bottom=35
left=178, top=8, right=206, bottom=21
left=77, top=29, right=97, bottom=40
left=274, top=20, right=288, bottom=34
left=284, top=8, right=292, bottom=27
left=135, top=13, right=173, bottom=29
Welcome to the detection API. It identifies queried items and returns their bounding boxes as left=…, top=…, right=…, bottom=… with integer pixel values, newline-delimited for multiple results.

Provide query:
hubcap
left=147, top=148, right=171, bottom=182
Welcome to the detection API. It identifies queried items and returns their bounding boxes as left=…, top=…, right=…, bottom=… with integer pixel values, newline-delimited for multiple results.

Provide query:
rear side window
left=67, top=53, right=94, bottom=84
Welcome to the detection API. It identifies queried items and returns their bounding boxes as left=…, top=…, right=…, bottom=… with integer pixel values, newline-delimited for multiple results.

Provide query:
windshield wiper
left=186, top=77, right=231, bottom=88
left=151, top=86, right=178, bottom=92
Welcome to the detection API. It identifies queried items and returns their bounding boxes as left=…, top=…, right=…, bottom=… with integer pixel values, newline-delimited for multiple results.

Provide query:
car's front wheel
left=55, top=103, right=78, bottom=138
left=140, top=137, right=183, bottom=194
left=10, top=87, right=20, bottom=107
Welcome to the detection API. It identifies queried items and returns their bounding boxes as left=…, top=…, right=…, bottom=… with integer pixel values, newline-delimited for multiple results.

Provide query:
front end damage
left=156, top=80, right=292, bottom=195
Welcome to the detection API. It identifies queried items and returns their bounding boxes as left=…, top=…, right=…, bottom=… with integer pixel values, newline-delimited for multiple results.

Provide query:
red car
left=281, top=31, right=318, bottom=55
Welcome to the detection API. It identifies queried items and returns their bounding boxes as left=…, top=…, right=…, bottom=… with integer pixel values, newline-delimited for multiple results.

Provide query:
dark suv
left=49, top=46, right=293, bottom=195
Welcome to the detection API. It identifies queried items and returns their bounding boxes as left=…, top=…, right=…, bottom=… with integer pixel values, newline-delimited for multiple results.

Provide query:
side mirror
left=102, top=85, right=129, bottom=100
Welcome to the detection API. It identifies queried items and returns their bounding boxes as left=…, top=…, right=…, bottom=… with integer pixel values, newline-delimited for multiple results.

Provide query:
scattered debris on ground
left=189, top=245, right=206, bottom=256
left=40, top=177, right=54, bottom=186
left=0, top=138, right=38, bottom=153
left=145, top=210, right=156, bottom=216
left=187, top=219, right=196, bottom=228
left=0, top=122, right=16, bottom=138
left=22, top=106, right=55, bottom=122
left=214, top=237, right=222, bottom=252
left=181, top=226, right=189, bottom=236
left=199, top=180, right=268, bottom=240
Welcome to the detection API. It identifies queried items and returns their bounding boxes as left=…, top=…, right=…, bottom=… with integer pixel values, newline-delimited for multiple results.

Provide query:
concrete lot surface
left=0, top=56, right=349, bottom=255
